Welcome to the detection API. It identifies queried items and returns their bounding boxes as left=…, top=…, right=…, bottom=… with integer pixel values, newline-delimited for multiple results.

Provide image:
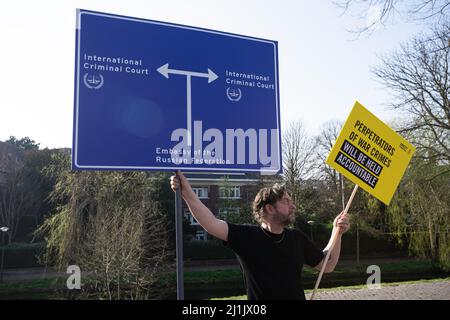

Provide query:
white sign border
left=73, top=9, right=282, bottom=174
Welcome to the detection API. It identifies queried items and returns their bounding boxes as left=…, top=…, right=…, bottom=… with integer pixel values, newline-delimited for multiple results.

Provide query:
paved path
left=305, top=280, right=450, bottom=300
left=0, top=267, right=64, bottom=282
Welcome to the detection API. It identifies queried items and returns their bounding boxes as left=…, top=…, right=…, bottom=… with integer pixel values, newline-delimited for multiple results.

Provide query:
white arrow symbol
left=157, top=63, right=218, bottom=146
left=157, top=63, right=218, bottom=83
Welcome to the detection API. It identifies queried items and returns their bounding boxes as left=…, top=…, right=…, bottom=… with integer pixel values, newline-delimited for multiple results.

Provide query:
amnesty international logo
left=83, top=73, right=104, bottom=89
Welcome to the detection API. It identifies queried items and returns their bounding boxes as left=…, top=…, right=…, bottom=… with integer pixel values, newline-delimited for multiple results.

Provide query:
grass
left=212, top=277, right=450, bottom=300
left=184, top=269, right=243, bottom=284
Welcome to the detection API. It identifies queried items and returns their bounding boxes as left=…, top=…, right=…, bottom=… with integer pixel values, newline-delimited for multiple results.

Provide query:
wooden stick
left=310, top=184, right=359, bottom=300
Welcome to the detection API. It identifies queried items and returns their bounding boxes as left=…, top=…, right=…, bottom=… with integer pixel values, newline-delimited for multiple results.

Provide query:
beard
left=280, top=211, right=296, bottom=226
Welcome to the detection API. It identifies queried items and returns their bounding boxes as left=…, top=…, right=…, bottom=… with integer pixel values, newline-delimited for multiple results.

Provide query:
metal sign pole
left=174, top=187, right=184, bottom=300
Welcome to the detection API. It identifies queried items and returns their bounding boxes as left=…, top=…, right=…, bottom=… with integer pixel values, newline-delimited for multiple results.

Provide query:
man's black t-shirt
left=223, top=222, right=324, bottom=300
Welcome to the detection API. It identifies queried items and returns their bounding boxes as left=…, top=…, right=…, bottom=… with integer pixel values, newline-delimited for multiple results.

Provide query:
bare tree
left=310, top=120, right=347, bottom=219
left=334, top=0, right=450, bottom=37
left=313, top=120, right=343, bottom=184
left=78, top=196, right=172, bottom=299
left=365, top=21, right=450, bottom=270
left=282, top=121, right=315, bottom=182
left=37, top=154, right=174, bottom=299
left=282, top=121, right=315, bottom=204
left=373, top=23, right=450, bottom=165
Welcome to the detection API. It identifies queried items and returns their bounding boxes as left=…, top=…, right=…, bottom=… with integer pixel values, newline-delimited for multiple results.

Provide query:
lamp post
left=0, top=226, right=8, bottom=283
left=307, top=221, right=315, bottom=241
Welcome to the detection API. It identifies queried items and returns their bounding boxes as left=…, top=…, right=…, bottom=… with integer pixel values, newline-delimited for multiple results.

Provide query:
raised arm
left=170, top=171, right=229, bottom=241
left=314, top=211, right=350, bottom=273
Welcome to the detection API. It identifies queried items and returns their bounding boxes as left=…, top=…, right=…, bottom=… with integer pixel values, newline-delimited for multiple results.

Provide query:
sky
left=0, top=0, right=426, bottom=149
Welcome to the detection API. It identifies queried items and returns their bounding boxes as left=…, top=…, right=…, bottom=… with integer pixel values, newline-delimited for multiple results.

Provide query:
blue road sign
left=73, top=9, right=282, bottom=174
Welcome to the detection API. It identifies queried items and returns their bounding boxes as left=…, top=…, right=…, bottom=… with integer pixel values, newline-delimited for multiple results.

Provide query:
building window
left=218, top=207, right=240, bottom=220
left=192, top=187, right=209, bottom=199
left=184, top=210, right=199, bottom=225
left=195, top=230, right=208, bottom=241
left=219, top=186, right=241, bottom=199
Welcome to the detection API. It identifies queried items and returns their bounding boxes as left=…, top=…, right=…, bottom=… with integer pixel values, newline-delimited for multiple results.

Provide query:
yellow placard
left=326, top=101, right=416, bottom=205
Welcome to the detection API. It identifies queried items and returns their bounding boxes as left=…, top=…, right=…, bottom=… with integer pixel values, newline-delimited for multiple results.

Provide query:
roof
left=184, top=172, right=259, bottom=185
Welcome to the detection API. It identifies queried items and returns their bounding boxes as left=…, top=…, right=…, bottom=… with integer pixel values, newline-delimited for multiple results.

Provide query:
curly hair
left=252, top=183, right=287, bottom=224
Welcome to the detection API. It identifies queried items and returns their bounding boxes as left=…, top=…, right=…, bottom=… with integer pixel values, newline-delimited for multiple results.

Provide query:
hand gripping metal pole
left=310, top=184, right=358, bottom=300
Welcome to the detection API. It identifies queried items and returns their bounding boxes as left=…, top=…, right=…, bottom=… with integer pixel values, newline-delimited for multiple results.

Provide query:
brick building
left=183, top=172, right=261, bottom=241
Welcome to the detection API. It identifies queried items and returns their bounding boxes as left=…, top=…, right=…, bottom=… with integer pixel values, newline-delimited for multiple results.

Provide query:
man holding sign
left=308, top=100, right=416, bottom=299
left=170, top=171, right=350, bottom=300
